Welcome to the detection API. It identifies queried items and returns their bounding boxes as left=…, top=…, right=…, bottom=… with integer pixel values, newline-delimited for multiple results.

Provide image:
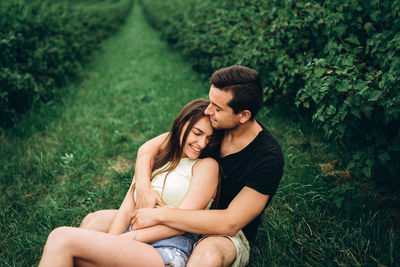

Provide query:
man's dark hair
left=210, top=65, right=263, bottom=120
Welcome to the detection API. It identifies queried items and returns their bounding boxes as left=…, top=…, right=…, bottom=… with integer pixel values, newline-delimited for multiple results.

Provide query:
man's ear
left=239, top=110, right=252, bottom=123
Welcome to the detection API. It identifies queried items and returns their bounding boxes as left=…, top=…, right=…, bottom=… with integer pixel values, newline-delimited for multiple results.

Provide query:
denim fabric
left=127, top=226, right=198, bottom=267
left=150, top=233, right=199, bottom=266
left=153, top=247, right=188, bottom=267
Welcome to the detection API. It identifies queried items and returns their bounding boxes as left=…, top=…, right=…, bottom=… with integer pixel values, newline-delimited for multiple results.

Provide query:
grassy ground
left=0, top=4, right=398, bottom=267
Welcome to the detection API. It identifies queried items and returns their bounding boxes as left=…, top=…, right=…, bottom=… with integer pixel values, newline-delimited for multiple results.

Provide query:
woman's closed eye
left=192, top=128, right=203, bottom=136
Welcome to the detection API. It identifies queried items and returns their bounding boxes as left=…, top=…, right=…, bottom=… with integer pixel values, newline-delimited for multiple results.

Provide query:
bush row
left=141, top=0, right=400, bottom=188
left=0, top=0, right=134, bottom=126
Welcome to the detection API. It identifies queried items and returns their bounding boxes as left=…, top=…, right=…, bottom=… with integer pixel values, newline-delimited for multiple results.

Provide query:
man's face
left=204, top=85, right=241, bottom=130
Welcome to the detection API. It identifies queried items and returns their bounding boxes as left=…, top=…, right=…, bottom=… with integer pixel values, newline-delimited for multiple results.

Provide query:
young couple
left=39, top=65, right=284, bottom=267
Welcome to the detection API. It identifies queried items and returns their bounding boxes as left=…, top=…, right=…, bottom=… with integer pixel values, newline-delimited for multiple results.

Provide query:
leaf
left=362, top=167, right=372, bottom=178
left=368, top=90, right=381, bottom=101
left=365, top=158, right=375, bottom=167
left=335, top=23, right=347, bottom=36
left=314, top=67, right=325, bottom=77
left=361, top=105, right=374, bottom=118
left=353, top=151, right=363, bottom=160
left=351, top=108, right=361, bottom=119
left=336, top=80, right=350, bottom=92
left=346, top=34, right=360, bottom=45
left=343, top=58, right=354, bottom=67
left=378, top=152, right=391, bottom=163
left=326, top=105, right=336, bottom=115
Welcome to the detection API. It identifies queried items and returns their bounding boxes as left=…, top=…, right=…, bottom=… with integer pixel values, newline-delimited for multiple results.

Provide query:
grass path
left=0, top=4, right=397, bottom=267
left=0, top=5, right=209, bottom=265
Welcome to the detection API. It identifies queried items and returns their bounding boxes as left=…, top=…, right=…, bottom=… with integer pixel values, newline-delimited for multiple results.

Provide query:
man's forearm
left=134, top=225, right=183, bottom=243
left=133, top=187, right=269, bottom=237
left=159, top=208, right=239, bottom=236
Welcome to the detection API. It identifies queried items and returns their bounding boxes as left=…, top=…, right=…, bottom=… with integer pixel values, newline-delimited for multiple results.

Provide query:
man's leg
left=79, top=209, right=118, bottom=232
left=187, top=236, right=237, bottom=267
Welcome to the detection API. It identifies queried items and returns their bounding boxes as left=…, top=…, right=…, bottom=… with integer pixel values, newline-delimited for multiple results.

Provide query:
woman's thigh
left=79, top=209, right=118, bottom=232
left=58, top=227, right=164, bottom=267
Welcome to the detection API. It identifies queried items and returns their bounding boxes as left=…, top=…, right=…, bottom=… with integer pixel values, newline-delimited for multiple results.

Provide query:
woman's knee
left=79, top=212, right=95, bottom=228
left=43, top=226, right=72, bottom=253
left=79, top=210, right=117, bottom=231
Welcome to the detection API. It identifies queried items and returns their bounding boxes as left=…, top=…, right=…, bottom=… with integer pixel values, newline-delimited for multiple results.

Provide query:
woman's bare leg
left=79, top=209, right=118, bottom=232
left=39, top=226, right=164, bottom=267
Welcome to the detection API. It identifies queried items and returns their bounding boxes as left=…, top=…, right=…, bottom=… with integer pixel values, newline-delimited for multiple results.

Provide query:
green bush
left=0, top=0, right=134, bottom=125
left=141, top=0, right=400, bottom=188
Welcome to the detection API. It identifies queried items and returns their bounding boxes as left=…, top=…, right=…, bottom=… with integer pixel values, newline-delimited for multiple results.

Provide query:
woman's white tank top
left=134, top=158, right=198, bottom=208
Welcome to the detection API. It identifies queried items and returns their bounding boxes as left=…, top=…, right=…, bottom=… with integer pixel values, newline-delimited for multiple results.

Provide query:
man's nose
left=204, top=104, right=213, bottom=115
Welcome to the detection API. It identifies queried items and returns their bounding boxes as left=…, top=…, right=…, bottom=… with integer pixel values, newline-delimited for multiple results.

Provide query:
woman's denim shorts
left=127, top=226, right=197, bottom=266
left=150, top=233, right=198, bottom=267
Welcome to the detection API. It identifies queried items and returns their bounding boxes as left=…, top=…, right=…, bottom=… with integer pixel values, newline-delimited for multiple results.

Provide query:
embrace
left=39, top=65, right=284, bottom=267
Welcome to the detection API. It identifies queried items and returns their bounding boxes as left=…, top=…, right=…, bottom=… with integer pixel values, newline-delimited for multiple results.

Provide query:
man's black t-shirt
left=218, top=123, right=284, bottom=242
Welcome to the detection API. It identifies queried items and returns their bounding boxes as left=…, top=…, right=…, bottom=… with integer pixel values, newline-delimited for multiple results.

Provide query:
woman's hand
left=130, top=207, right=167, bottom=229
left=134, top=183, right=166, bottom=209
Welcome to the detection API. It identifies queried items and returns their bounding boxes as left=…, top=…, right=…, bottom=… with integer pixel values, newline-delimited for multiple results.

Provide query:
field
left=1, top=2, right=399, bottom=266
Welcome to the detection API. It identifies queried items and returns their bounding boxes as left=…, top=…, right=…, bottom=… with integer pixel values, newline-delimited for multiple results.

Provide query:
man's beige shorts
left=195, top=230, right=250, bottom=267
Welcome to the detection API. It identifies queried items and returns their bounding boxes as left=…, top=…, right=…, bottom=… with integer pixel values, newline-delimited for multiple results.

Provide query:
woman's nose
left=198, top=136, right=207, bottom=148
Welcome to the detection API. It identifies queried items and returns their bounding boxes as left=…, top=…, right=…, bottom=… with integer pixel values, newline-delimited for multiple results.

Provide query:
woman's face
left=181, top=116, right=213, bottom=159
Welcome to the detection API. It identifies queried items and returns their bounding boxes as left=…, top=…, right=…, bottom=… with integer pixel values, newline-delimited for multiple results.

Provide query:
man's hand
left=135, top=184, right=166, bottom=209
left=130, top=207, right=167, bottom=230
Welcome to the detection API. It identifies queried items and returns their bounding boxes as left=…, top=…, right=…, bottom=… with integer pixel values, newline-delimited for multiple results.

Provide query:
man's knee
left=188, top=236, right=236, bottom=267
left=193, top=248, right=224, bottom=266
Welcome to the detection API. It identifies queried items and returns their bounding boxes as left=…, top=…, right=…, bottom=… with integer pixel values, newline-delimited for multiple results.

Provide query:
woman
left=39, top=99, right=222, bottom=267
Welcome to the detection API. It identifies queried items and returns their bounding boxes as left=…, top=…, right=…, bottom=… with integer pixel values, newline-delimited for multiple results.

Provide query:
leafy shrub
left=0, top=0, right=134, bottom=126
left=141, top=0, right=400, bottom=188
left=295, top=0, right=400, bottom=187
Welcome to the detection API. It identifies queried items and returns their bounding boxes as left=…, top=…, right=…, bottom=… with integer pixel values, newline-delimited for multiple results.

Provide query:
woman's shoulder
left=193, top=157, right=219, bottom=171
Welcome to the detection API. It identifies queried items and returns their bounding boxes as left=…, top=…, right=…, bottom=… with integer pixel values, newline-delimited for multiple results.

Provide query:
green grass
left=0, top=3, right=398, bottom=267
left=252, top=107, right=399, bottom=266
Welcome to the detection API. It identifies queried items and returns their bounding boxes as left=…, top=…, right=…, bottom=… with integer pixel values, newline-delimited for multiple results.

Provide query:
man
left=81, top=65, right=284, bottom=266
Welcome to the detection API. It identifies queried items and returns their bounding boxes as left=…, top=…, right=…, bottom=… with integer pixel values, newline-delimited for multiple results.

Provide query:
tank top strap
left=179, top=157, right=198, bottom=167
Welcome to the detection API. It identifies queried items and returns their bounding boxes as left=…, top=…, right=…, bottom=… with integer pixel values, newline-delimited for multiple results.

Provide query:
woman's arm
left=134, top=132, right=169, bottom=209
left=122, top=157, right=220, bottom=243
left=109, top=132, right=169, bottom=235
left=108, top=181, right=136, bottom=235
left=177, top=157, right=219, bottom=210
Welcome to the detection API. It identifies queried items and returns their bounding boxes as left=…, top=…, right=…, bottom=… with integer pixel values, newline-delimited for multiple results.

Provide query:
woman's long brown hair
left=151, top=99, right=223, bottom=206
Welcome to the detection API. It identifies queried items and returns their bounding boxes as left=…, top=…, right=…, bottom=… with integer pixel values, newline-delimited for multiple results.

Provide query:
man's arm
left=134, top=132, right=169, bottom=209
left=131, top=186, right=269, bottom=237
